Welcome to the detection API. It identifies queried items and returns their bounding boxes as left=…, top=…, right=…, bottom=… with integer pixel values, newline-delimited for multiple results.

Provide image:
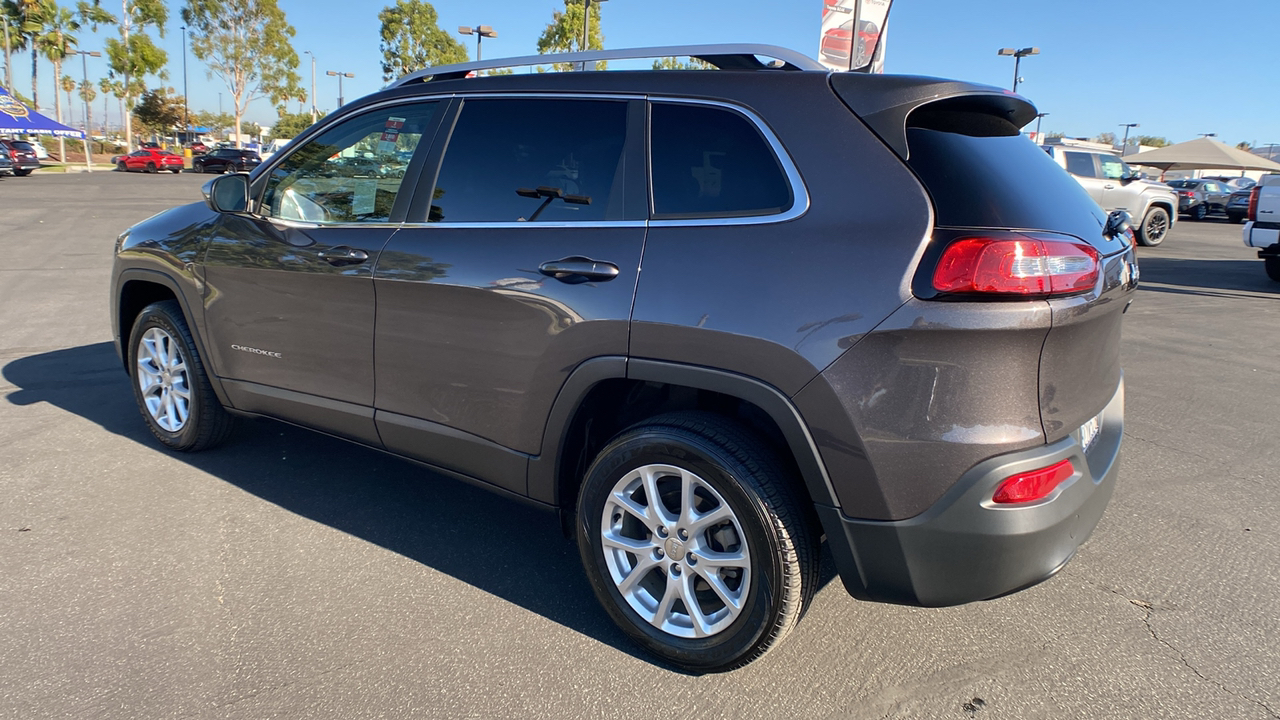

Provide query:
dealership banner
left=819, top=0, right=892, bottom=73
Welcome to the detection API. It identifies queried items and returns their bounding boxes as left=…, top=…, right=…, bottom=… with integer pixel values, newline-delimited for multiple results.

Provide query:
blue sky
left=17, top=0, right=1280, bottom=148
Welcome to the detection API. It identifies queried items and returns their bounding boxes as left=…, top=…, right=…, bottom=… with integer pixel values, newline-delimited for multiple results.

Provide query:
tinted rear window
left=11, top=141, right=34, bottom=151
left=905, top=127, right=1105, bottom=231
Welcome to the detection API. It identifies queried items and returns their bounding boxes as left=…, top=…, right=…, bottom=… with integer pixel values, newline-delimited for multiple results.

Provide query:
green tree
left=378, top=0, right=465, bottom=82
left=1135, top=135, right=1168, bottom=148
left=536, top=0, right=605, bottom=71
left=182, top=0, right=303, bottom=148
left=35, top=3, right=82, bottom=157
left=3, top=0, right=48, bottom=110
left=652, top=56, right=714, bottom=70
left=105, top=0, right=167, bottom=150
left=1237, top=141, right=1252, bottom=151
left=270, top=108, right=321, bottom=138
left=132, top=85, right=182, bottom=136
left=1094, top=131, right=1116, bottom=145
left=77, top=75, right=93, bottom=139
left=59, top=71, right=72, bottom=119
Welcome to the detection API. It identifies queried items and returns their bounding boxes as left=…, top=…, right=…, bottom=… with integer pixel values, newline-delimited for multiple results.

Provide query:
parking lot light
left=458, top=25, right=497, bottom=62
left=997, top=46, right=1039, bottom=93
left=326, top=70, right=354, bottom=107
left=1120, top=123, right=1139, bottom=154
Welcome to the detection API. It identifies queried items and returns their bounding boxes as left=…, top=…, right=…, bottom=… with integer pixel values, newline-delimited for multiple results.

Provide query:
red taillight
left=1248, top=186, right=1261, bottom=222
left=992, top=459, right=1075, bottom=504
left=932, top=236, right=1100, bottom=296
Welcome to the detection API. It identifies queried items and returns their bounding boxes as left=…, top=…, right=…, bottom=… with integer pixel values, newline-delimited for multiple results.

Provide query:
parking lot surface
left=2, top=171, right=1278, bottom=719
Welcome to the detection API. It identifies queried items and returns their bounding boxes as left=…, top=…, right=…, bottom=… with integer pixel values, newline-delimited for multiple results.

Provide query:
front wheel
left=1136, top=207, right=1170, bottom=247
left=128, top=300, right=234, bottom=451
left=1190, top=204, right=1207, bottom=221
left=576, top=412, right=819, bottom=672
left=117, top=161, right=127, bottom=172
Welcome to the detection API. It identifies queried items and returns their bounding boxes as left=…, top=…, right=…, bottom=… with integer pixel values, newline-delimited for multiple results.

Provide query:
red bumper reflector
left=992, top=459, right=1075, bottom=504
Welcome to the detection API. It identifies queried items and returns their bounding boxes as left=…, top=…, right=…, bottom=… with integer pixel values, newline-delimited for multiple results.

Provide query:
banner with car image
left=819, top=0, right=891, bottom=73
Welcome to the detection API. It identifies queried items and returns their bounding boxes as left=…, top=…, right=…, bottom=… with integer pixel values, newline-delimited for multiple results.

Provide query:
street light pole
left=1035, top=112, right=1049, bottom=140
left=997, top=46, right=1039, bottom=93
left=458, top=25, right=497, bottom=62
left=181, top=26, right=189, bottom=148
left=326, top=70, right=354, bottom=107
left=303, top=51, right=316, bottom=123
left=1119, top=122, right=1139, bottom=155
left=72, top=50, right=101, bottom=171
left=578, top=0, right=607, bottom=69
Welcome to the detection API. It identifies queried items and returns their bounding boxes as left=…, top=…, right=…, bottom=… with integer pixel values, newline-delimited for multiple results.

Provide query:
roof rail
left=391, top=44, right=826, bottom=86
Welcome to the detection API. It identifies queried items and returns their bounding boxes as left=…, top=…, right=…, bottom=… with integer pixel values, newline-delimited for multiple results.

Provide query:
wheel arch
left=114, top=270, right=232, bottom=407
left=529, top=357, right=839, bottom=520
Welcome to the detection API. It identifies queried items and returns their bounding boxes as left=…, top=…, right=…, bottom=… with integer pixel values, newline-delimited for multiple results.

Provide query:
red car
left=188, top=141, right=208, bottom=155
left=117, top=148, right=185, bottom=174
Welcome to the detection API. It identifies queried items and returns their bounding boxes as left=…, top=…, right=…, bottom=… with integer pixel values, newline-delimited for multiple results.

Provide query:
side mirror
left=1103, top=210, right=1133, bottom=241
left=202, top=174, right=249, bottom=213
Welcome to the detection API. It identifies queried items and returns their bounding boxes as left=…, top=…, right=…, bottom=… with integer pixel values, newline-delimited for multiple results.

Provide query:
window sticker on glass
left=352, top=179, right=379, bottom=216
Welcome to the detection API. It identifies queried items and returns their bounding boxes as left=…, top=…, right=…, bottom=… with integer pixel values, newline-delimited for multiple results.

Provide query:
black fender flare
left=113, top=267, right=233, bottom=409
left=527, top=357, right=840, bottom=510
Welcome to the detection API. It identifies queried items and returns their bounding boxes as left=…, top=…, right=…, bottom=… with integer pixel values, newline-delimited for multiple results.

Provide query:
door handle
left=1103, top=184, right=1115, bottom=189
left=538, top=256, right=620, bottom=283
left=318, top=246, right=370, bottom=266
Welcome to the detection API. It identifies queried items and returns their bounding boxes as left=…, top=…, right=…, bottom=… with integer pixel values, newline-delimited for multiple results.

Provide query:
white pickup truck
left=1242, top=174, right=1280, bottom=281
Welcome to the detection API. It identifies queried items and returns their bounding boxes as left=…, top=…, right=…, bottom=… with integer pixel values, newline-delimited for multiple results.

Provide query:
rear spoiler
left=830, top=74, right=1038, bottom=160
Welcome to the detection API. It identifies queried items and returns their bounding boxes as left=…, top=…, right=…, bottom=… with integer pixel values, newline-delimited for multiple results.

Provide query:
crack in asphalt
left=1103, top=587, right=1279, bottom=719
left=1122, top=431, right=1268, bottom=488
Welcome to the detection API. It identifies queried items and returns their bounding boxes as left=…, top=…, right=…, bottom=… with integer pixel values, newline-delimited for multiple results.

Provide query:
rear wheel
left=1190, top=204, right=1207, bottom=221
left=146, top=162, right=157, bottom=173
left=13, top=168, right=31, bottom=176
left=223, top=163, right=238, bottom=174
left=128, top=300, right=234, bottom=452
left=1265, top=257, right=1280, bottom=283
left=1137, top=206, right=1170, bottom=247
left=1228, top=213, right=1244, bottom=224
left=576, top=412, right=818, bottom=672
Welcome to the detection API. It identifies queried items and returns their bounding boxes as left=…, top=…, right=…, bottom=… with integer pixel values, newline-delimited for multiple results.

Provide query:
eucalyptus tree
left=377, top=0, right=465, bottom=83
left=105, top=0, right=165, bottom=149
left=181, top=0, right=303, bottom=148
left=536, top=0, right=606, bottom=71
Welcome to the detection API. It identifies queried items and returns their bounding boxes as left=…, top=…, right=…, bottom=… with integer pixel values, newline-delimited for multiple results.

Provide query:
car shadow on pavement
left=1136, top=256, right=1279, bottom=297
left=3, top=341, right=840, bottom=671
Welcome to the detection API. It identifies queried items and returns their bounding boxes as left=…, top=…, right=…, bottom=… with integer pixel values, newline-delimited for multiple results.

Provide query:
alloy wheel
left=135, top=327, right=191, bottom=433
left=600, top=463, right=751, bottom=639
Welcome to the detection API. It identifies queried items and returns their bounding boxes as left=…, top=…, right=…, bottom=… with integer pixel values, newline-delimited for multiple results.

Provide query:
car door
left=1064, top=151, right=1107, bottom=207
left=199, top=100, right=444, bottom=444
left=371, top=96, right=647, bottom=493
left=1098, top=154, right=1140, bottom=217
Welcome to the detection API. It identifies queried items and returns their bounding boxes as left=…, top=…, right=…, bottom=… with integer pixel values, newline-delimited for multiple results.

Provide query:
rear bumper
left=1244, top=221, right=1280, bottom=250
left=819, top=377, right=1123, bottom=607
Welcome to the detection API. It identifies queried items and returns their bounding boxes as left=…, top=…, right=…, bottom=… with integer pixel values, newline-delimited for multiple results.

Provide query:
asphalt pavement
left=1, top=171, right=1277, bottom=719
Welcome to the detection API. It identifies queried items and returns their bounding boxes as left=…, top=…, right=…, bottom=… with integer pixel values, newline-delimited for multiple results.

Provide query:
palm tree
left=59, top=71, right=72, bottom=118
left=7, top=0, right=48, bottom=110
left=37, top=3, right=79, bottom=159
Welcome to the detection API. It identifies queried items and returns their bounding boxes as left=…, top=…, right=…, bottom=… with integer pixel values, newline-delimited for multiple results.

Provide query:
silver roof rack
left=390, top=43, right=826, bottom=87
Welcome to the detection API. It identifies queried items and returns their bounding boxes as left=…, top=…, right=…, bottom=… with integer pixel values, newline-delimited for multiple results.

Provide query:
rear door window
left=1064, top=151, right=1097, bottom=178
left=428, top=98, right=629, bottom=223
left=649, top=102, right=792, bottom=218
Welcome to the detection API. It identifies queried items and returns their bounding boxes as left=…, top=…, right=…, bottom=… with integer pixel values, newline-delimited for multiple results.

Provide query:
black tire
left=1265, top=257, right=1280, bottom=283
left=14, top=168, right=32, bottom=176
left=1136, top=206, right=1170, bottom=247
left=146, top=162, right=157, bottom=174
left=128, top=300, right=234, bottom=452
left=576, top=411, right=819, bottom=672
left=1228, top=213, right=1244, bottom=224
left=194, top=162, right=204, bottom=173
left=223, top=163, right=238, bottom=174
left=1190, top=203, right=1207, bottom=221
left=117, top=161, right=127, bottom=172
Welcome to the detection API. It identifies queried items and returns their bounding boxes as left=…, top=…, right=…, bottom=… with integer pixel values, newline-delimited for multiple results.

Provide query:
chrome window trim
left=389, top=92, right=808, bottom=229
left=646, top=97, right=809, bottom=228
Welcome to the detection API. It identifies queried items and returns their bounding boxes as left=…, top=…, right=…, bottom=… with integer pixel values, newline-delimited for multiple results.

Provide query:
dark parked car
left=1167, top=178, right=1233, bottom=220
left=1227, top=188, right=1252, bottom=223
left=192, top=148, right=261, bottom=173
left=0, top=138, right=41, bottom=175
left=0, top=149, right=12, bottom=176
left=110, top=44, right=1132, bottom=672
left=1202, top=175, right=1256, bottom=192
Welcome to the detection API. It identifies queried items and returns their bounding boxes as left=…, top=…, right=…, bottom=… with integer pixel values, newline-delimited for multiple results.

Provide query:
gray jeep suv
left=110, top=45, right=1133, bottom=672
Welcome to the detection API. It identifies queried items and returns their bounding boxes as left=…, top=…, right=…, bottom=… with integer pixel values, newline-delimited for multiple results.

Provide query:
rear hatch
left=833, top=76, right=1135, bottom=444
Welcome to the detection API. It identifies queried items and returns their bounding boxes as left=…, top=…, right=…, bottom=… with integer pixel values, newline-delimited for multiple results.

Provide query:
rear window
left=1166, top=180, right=1197, bottom=188
left=905, top=126, right=1105, bottom=231
left=10, top=141, right=34, bottom=151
